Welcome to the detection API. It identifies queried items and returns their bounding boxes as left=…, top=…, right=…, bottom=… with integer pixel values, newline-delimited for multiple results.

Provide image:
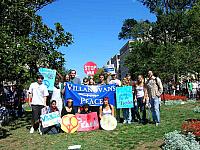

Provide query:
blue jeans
left=150, top=96, right=160, bottom=123
left=123, top=108, right=132, bottom=123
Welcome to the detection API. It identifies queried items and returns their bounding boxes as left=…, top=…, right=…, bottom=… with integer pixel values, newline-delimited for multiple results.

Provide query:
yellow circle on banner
left=61, top=114, right=79, bottom=133
left=100, top=115, right=117, bottom=131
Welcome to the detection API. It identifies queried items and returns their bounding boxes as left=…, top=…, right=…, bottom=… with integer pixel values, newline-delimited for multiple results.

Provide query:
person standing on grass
left=108, top=73, right=122, bottom=122
left=146, top=71, right=163, bottom=126
left=134, top=75, right=148, bottom=124
left=122, top=78, right=132, bottom=124
left=28, top=74, right=49, bottom=134
left=69, top=70, right=81, bottom=113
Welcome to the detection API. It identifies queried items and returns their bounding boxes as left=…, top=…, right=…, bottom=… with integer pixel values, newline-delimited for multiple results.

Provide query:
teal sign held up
left=116, top=86, right=134, bottom=109
left=39, top=68, right=56, bottom=91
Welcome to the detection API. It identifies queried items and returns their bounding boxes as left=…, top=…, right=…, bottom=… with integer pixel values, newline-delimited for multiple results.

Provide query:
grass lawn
left=0, top=102, right=200, bottom=150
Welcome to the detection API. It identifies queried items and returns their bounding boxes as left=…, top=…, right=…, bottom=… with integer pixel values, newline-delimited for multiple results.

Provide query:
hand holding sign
left=84, top=62, right=97, bottom=76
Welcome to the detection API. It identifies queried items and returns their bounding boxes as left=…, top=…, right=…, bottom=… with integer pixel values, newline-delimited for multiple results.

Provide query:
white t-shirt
left=28, top=82, right=49, bottom=105
left=135, top=85, right=144, bottom=98
left=109, top=79, right=122, bottom=86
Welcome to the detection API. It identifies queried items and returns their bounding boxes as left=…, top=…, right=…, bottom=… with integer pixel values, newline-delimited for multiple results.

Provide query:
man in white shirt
left=28, top=74, right=49, bottom=134
left=108, top=73, right=122, bottom=122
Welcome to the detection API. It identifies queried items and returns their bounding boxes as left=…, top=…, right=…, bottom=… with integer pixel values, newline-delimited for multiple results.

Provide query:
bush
left=162, top=130, right=200, bottom=150
left=182, top=119, right=200, bottom=137
left=193, top=106, right=200, bottom=113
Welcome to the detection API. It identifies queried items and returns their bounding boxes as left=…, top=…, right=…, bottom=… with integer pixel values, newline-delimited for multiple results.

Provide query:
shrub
left=182, top=119, right=200, bottom=137
left=162, top=130, right=200, bottom=150
left=193, top=106, right=200, bottom=113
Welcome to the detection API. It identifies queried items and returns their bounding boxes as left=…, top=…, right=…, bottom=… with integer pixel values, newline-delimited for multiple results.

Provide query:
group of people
left=0, top=84, right=25, bottom=125
left=163, top=78, right=200, bottom=99
left=27, top=69, right=163, bottom=135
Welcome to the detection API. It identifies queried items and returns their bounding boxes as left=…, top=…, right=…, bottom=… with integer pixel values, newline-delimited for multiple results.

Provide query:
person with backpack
left=99, top=97, right=114, bottom=119
left=146, top=71, right=163, bottom=126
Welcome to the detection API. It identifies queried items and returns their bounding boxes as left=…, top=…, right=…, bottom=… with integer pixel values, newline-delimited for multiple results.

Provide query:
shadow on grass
left=1, top=111, right=32, bottom=132
left=0, top=127, right=12, bottom=139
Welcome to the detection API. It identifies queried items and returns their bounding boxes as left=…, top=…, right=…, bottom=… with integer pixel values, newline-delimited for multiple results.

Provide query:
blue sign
left=39, top=68, right=56, bottom=91
left=64, top=83, right=116, bottom=106
left=40, top=111, right=61, bottom=128
left=116, top=86, right=134, bottom=109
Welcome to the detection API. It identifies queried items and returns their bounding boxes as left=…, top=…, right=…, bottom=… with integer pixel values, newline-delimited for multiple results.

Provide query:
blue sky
left=38, top=0, right=156, bottom=80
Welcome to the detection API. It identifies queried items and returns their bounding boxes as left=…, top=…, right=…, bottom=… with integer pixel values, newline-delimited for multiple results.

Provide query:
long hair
left=136, top=75, right=144, bottom=86
left=102, top=97, right=110, bottom=108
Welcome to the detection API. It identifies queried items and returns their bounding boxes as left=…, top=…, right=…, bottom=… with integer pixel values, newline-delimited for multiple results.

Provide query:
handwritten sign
left=40, top=111, right=61, bottom=128
left=39, top=67, right=56, bottom=91
left=75, top=112, right=99, bottom=132
left=100, top=115, right=117, bottom=131
left=61, top=114, right=79, bottom=133
left=116, top=86, right=134, bottom=109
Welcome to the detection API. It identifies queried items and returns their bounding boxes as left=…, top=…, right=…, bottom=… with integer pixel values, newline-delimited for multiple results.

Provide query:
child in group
left=61, top=98, right=75, bottom=117
left=99, top=97, right=114, bottom=119
left=42, top=100, right=60, bottom=134
left=80, top=103, right=90, bottom=114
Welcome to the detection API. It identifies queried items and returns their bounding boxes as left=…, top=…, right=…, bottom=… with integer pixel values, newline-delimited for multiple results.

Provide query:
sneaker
left=30, top=127, right=34, bottom=133
left=38, top=126, right=43, bottom=135
left=123, top=120, right=127, bottom=124
left=155, top=123, right=160, bottom=126
left=127, top=121, right=131, bottom=124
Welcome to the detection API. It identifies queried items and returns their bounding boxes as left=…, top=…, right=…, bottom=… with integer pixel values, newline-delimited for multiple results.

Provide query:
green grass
left=0, top=102, right=200, bottom=150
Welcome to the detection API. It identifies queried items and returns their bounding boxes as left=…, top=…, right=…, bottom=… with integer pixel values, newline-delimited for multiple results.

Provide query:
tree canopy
left=119, top=0, right=200, bottom=80
left=0, top=0, right=73, bottom=85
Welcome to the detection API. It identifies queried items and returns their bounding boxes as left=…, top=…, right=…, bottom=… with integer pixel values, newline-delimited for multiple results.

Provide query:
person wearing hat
left=107, top=73, right=121, bottom=122
left=61, top=98, right=75, bottom=117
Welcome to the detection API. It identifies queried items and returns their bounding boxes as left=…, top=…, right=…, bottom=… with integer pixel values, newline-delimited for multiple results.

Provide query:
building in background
left=106, top=40, right=139, bottom=80
left=106, top=54, right=120, bottom=78
left=119, top=40, right=135, bottom=79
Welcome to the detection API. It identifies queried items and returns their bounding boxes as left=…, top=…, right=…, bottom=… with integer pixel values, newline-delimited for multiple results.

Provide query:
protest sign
left=75, top=112, right=99, bottom=132
left=84, top=61, right=97, bottom=76
left=40, top=111, right=61, bottom=128
left=61, top=114, right=79, bottom=133
left=64, top=83, right=116, bottom=106
left=116, top=86, right=134, bottom=109
left=39, top=67, right=56, bottom=91
left=100, top=115, right=117, bottom=131
left=104, top=64, right=115, bottom=74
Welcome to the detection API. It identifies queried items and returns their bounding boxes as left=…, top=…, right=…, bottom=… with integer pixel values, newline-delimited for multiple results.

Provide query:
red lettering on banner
left=75, top=112, right=99, bottom=132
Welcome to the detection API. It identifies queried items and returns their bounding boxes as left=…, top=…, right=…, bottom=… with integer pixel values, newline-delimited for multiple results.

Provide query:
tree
left=119, top=0, right=200, bottom=80
left=0, top=0, right=73, bottom=85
